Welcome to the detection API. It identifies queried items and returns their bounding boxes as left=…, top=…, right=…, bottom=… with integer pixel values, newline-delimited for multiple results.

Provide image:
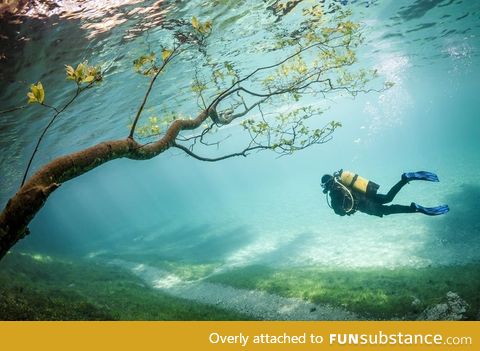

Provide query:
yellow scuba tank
left=338, top=170, right=379, bottom=196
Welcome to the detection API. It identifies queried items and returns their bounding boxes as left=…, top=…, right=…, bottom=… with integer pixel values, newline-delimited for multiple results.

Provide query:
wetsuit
left=328, top=178, right=416, bottom=217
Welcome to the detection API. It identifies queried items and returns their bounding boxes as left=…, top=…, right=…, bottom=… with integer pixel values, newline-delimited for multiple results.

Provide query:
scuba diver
left=321, top=170, right=449, bottom=217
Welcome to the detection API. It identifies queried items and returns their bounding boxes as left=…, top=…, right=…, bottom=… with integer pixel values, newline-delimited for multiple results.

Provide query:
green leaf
left=75, top=63, right=86, bottom=82
left=162, top=49, right=173, bottom=61
left=65, top=65, right=75, bottom=80
left=27, top=82, right=45, bottom=104
left=203, top=20, right=212, bottom=33
left=133, top=53, right=157, bottom=76
left=37, top=82, right=45, bottom=103
left=83, top=75, right=95, bottom=83
left=191, top=17, right=212, bottom=34
left=66, top=61, right=102, bottom=84
left=27, top=92, right=36, bottom=104
left=192, top=16, right=199, bottom=30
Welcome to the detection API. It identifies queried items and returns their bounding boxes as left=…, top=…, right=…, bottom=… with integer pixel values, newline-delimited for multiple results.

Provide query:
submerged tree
left=0, top=4, right=387, bottom=260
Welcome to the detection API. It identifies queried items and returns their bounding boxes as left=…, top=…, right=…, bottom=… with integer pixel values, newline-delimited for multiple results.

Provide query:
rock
left=417, top=291, right=468, bottom=321
left=411, top=297, right=421, bottom=307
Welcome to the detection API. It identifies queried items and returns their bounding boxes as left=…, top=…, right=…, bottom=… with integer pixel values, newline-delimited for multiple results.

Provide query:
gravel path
left=109, top=259, right=357, bottom=320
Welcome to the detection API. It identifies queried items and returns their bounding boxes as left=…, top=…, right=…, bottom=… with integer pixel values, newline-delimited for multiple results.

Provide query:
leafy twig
left=128, top=45, right=182, bottom=139
left=21, top=85, right=83, bottom=187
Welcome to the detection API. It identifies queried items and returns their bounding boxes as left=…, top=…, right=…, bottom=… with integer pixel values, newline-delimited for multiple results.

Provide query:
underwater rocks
left=417, top=291, right=469, bottom=321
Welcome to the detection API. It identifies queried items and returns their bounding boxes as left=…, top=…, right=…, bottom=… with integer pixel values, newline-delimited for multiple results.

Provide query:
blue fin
left=411, top=203, right=449, bottom=216
left=402, top=171, right=439, bottom=182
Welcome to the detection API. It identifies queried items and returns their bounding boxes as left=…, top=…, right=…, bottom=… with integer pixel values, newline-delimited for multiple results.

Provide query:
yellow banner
left=1, top=321, right=478, bottom=351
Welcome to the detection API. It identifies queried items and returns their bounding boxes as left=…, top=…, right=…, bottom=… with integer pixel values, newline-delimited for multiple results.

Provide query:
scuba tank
left=336, top=170, right=380, bottom=197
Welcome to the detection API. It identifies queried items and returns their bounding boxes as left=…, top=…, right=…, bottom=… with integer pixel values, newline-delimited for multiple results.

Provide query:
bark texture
left=0, top=110, right=208, bottom=260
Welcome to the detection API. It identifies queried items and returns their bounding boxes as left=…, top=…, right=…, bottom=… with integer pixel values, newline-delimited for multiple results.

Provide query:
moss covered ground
left=0, top=251, right=252, bottom=321
left=103, top=252, right=223, bottom=281
left=2, top=250, right=478, bottom=320
left=206, top=264, right=480, bottom=320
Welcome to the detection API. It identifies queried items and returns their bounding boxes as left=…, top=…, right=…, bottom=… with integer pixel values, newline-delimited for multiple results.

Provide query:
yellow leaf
left=27, top=92, right=37, bottom=104
left=27, top=82, right=45, bottom=104
left=65, top=65, right=75, bottom=78
left=30, top=83, right=38, bottom=97
left=162, top=49, right=173, bottom=61
left=204, top=20, right=212, bottom=32
left=192, top=16, right=199, bottom=29
left=75, top=62, right=86, bottom=81
left=87, top=66, right=97, bottom=77
left=36, top=82, right=45, bottom=103
left=83, top=75, right=95, bottom=83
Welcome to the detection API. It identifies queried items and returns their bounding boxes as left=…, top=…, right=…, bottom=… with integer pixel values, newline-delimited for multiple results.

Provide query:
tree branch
left=207, top=33, right=348, bottom=110
left=172, top=142, right=269, bottom=162
left=128, top=45, right=181, bottom=139
left=20, top=85, right=82, bottom=187
left=0, top=12, right=382, bottom=262
left=0, top=107, right=211, bottom=260
left=0, top=105, right=28, bottom=115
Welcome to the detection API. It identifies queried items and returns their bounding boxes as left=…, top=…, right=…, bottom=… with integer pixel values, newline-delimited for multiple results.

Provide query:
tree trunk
left=0, top=110, right=209, bottom=260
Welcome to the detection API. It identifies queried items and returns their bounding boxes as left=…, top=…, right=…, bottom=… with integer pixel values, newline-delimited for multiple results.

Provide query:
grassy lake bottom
left=1, top=251, right=478, bottom=320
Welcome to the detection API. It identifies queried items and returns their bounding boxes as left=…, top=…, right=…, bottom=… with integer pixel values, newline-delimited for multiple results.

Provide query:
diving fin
left=411, top=202, right=449, bottom=216
left=402, top=171, right=439, bottom=182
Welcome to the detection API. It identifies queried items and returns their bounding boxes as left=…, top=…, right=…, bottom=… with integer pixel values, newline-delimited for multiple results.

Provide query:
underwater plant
left=0, top=3, right=387, bottom=260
